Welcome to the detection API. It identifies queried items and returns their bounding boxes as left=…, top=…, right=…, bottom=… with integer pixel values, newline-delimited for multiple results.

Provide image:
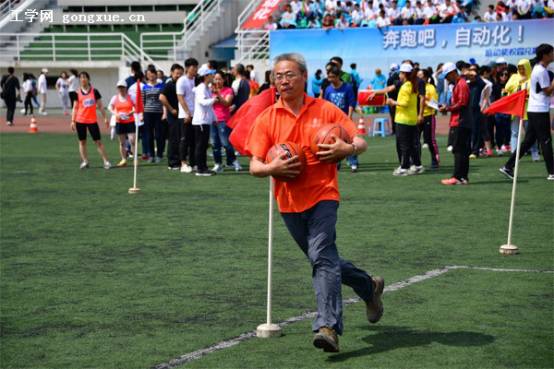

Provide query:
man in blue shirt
left=323, top=64, right=358, bottom=172
left=370, top=68, right=387, bottom=90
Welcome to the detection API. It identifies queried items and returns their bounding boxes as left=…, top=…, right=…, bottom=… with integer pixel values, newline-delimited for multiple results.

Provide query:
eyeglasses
left=274, top=72, right=299, bottom=82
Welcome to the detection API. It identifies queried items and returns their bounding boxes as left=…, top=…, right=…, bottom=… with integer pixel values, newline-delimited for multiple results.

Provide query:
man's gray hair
left=273, top=53, right=308, bottom=74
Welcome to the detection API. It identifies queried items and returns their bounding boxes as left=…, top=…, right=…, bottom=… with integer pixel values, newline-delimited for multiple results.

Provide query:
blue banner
left=269, top=19, right=554, bottom=92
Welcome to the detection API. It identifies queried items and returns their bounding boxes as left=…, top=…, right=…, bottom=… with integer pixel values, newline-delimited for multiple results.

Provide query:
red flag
left=242, top=0, right=284, bottom=29
left=483, top=89, right=526, bottom=118
left=228, top=87, right=277, bottom=156
left=135, top=80, right=144, bottom=114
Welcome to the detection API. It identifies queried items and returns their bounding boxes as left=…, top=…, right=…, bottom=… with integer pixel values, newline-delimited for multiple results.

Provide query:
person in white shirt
left=423, top=0, right=436, bottom=21
left=176, top=58, right=198, bottom=173
left=280, top=4, right=297, bottom=28
left=401, top=2, right=415, bottom=23
left=376, top=9, right=391, bottom=27
left=55, top=71, right=71, bottom=116
left=22, top=73, right=34, bottom=117
left=192, top=64, right=218, bottom=176
left=483, top=4, right=496, bottom=21
left=37, top=68, right=48, bottom=115
left=501, top=43, right=554, bottom=181
left=67, top=69, right=79, bottom=109
left=290, top=0, right=302, bottom=15
left=386, top=0, right=400, bottom=23
left=351, top=3, right=364, bottom=25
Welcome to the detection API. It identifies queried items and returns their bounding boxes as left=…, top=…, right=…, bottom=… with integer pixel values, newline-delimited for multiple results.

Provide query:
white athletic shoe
left=103, top=161, right=112, bottom=170
left=232, top=160, right=242, bottom=172
left=40, top=111, right=48, bottom=116
left=6, top=121, right=13, bottom=126
left=409, top=165, right=425, bottom=175
left=393, top=167, right=408, bottom=176
left=447, top=145, right=453, bottom=152
left=212, top=164, right=224, bottom=173
left=422, top=143, right=429, bottom=149
left=547, top=174, right=554, bottom=181
left=180, top=164, right=193, bottom=173
left=20, top=108, right=26, bottom=114
left=80, top=161, right=89, bottom=170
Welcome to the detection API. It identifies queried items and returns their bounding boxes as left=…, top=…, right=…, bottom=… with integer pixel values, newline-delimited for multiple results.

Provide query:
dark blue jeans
left=281, top=200, right=374, bottom=335
left=210, top=122, right=236, bottom=165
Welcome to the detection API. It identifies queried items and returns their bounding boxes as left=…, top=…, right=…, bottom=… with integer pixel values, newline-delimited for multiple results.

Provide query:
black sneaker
left=499, top=167, right=514, bottom=180
left=195, top=169, right=216, bottom=177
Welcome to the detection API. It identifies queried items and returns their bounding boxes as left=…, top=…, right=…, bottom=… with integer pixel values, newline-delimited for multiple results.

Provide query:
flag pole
left=128, top=114, right=141, bottom=194
left=500, top=117, right=523, bottom=255
left=257, top=177, right=282, bottom=338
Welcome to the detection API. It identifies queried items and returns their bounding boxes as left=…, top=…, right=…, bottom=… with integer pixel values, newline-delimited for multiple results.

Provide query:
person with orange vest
left=109, top=80, right=137, bottom=167
left=71, top=71, right=111, bottom=170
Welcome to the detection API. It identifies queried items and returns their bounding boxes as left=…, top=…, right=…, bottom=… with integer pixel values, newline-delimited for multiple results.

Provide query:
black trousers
left=24, top=92, right=34, bottom=115
left=452, top=126, right=472, bottom=180
left=167, top=114, right=184, bottom=168
left=4, top=96, right=16, bottom=123
left=506, top=112, right=554, bottom=175
left=194, top=124, right=211, bottom=171
left=183, top=121, right=196, bottom=167
left=418, top=115, right=439, bottom=164
left=395, top=123, right=420, bottom=169
left=470, top=109, right=482, bottom=155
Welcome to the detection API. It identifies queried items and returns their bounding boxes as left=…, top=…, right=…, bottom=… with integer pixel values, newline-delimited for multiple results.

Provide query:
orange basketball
left=265, top=142, right=306, bottom=181
left=310, top=123, right=352, bottom=160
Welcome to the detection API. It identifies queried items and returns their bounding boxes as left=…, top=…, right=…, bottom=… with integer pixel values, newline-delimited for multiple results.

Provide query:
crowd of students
left=268, top=0, right=554, bottom=30
left=56, top=60, right=259, bottom=175
left=2, top=43, right=553, bottom=183
left=363, top=43, right=554, bottom=183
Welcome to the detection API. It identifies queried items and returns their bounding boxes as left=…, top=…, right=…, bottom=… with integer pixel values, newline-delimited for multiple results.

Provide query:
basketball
left=310, top=124, right=352, bottom=160
left=265, top=142, right=306, bottom=181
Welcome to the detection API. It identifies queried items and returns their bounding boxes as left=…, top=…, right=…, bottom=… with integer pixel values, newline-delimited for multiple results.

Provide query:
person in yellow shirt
left=417, top=68, right=440, bottom=169
left=505, top=59, right=540, bottom=161
left=386, top=63, right=423, bottom=176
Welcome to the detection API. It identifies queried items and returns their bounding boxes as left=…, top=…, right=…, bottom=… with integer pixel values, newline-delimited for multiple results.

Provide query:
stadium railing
left=0, top=32, right=156, bottom=65
left=140, top=0, right=223, bottom=60
left=235, top=0, right=270, bottom=64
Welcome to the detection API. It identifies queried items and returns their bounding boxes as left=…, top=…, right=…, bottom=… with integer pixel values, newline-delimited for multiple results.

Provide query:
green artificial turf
left=0, top=133, right=552, bottom=369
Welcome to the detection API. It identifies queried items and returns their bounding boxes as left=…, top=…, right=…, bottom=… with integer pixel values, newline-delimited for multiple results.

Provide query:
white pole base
left=256, top=323, right=282, bottom=338
left=128, top=187, right=141, bottom=194
left=499, top=244, right=519, bottom=255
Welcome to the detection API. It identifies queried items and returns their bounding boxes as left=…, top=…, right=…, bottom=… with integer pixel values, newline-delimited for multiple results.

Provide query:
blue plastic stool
left=372, top=117, right=389, bottom=137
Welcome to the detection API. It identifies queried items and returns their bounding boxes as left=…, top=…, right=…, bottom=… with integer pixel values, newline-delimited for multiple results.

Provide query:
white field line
left=152, top=265, right=553, bottom=369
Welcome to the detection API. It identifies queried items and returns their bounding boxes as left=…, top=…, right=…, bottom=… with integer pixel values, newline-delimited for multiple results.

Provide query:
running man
left=246, top=53, right=384, bottom=353
left=71, top=71, right=111, bottom=170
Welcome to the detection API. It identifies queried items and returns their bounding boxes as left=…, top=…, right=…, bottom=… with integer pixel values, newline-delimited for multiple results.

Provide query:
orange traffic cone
left=28, top=117, right=38, bottom=133
left=357, top=118, right=367, bottom=135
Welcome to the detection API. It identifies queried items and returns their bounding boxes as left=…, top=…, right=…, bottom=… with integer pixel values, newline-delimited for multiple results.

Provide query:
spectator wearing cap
left=38, top=68, right=48, bottom=115
left=439, top=62, right=472, bottom=185
left=109, top=79, right=137, bottom=168
left=192, top=64, right=218, bottom=177
left=387, top=63, right=424, bottom=176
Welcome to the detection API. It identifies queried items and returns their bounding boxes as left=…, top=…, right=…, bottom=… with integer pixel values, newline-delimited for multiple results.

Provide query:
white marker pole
left=257, top=177, right=282, bottom=338
left=500, top=117, right=523, bottom=255
left=128, top=114, right=141, bottom=194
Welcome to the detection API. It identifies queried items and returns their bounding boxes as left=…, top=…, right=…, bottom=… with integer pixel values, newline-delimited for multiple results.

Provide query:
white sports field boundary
left=153, top=265, right=554, bottom=369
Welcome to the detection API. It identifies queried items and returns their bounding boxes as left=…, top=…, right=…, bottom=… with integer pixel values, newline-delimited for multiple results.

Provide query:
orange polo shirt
left=246, top=94, right=357, bottom=213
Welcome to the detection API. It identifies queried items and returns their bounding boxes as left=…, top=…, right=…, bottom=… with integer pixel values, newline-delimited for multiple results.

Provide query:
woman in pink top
left=211, top=71, right=242, bottom=172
